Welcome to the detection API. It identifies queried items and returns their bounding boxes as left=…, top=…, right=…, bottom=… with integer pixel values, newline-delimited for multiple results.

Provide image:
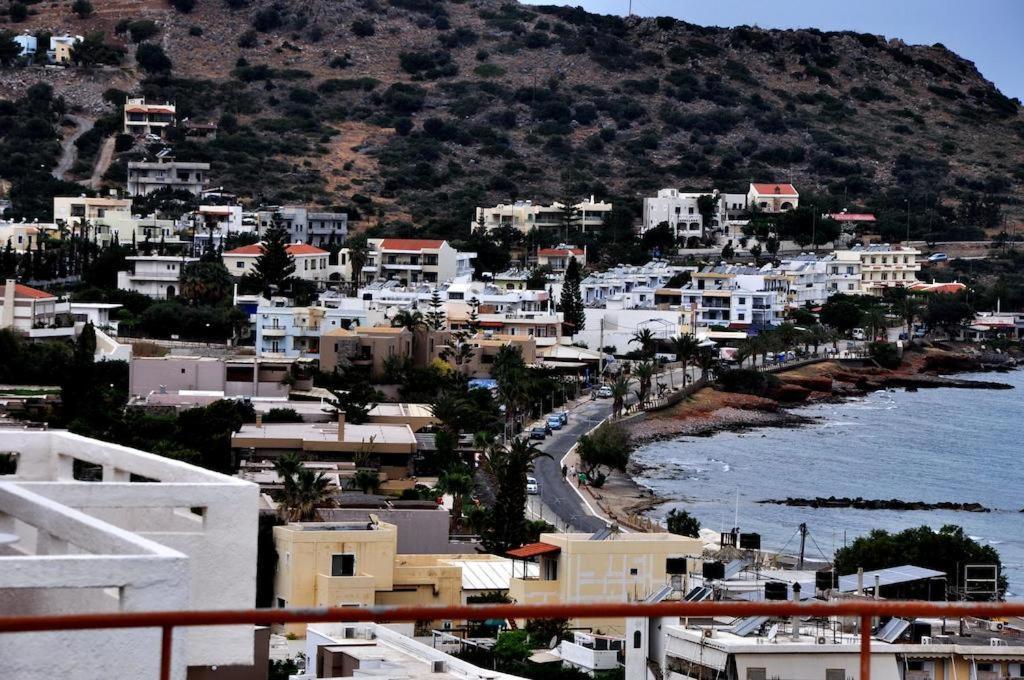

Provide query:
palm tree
left=610, top=375, right=629, bottom=418
left=901, top=296, right=923, bottom=336
left=807, top=324, right=830, bottom=356
left=696, top=349, right=719, bottom=381
left=480, top=437, right=550, bottom=554
left=633, top=360, right=656, bottom=405
left=349, top=469, right=381, bottom=495
left=391, top=310, right=425, bottom=332
left=436, top=470, right=475, bottom=532
left=281, top=467, right=336, bottom=521
left=672, top=333, right=701, bottom=384
left=629, top=328, right=657, bottom=359
left=863, top=308, right=888, bottom=341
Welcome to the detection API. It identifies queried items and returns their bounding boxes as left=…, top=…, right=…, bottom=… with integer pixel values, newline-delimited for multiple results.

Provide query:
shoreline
left=599, top=346, right=1019, bottom=529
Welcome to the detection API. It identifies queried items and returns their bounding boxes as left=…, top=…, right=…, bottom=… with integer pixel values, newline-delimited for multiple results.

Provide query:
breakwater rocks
left=759, top=496, right=992, bottom=512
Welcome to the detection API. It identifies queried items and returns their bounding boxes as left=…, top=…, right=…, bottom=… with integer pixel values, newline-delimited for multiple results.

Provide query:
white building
left=0, top=279, right=59, bottom=334
left=0, top=429, right=259, bottom=680
left=830, top=244, right=921, bottom=296
left=127, top=158, right=209, bottom=196
left=536, top=245, right=586, bottom=274
left=186, top=205, right=249, bottom=253
left=581, top=260, right=692, bottom=308
left=575, top=308, right=693, bottom=354
left=47, top=34, right=82, bottom=64
left=13, top=33, right=37, bottom=58
left=123, top=98, right=176, bottom=137
left=642, top=188, right=748, bottom=239
left=676, top=265, right=788, bottom=330
left=769, top=255, right=830, bottom=307
left=222, top=242, right=332, bottom=282
left=299, top=622, right=524, bottom=680
left=748, top=182, right=800, bottom=213
left=363, top=238, right=475, bottom=285
left=53, top=195, right=133, bottom=228
left=116, top=254, right=198, bottom=299
left=256, top=206, right=349, bottom=247
left=473, top=196, right=612, bottom=234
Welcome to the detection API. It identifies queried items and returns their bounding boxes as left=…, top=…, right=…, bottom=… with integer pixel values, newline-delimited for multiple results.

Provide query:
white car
left=596, top=385, right=614, bottom=398
left=928, top=252, right=948, bottom=262
left=526, top=476, right=539, bottom=495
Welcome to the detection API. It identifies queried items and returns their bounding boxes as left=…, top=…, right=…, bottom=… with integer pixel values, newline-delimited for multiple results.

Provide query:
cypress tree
left=425, top=290, right=446, bottom=330
left=559, top=256, right=585, bottom=334
left=250, top=218, right=295, bottom=295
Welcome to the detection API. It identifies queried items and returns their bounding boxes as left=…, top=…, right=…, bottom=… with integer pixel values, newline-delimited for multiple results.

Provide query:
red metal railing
left=2, top=600, right=1023, bottom=680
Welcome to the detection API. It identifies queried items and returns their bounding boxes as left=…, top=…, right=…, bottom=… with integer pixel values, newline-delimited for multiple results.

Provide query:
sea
left=631, top=369, right=1024, bottom=597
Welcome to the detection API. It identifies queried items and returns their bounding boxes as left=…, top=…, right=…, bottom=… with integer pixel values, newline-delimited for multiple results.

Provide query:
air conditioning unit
left=990, top=639, right=1007, bottom=647
left=816, top=637, right=827, bottom=645
left=920, top=637, right=932, bottom=645
left=433, top=661, right=447, bottom=673
left=988, top=621, right=1005, bottom=632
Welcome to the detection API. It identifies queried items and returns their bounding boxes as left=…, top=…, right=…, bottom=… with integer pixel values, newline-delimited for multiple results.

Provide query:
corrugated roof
left=507, top=542, right=560, bottom=558
left=445, top=558, right=537, bottom=591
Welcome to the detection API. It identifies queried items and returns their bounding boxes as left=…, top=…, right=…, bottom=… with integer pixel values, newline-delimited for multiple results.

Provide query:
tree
left=169, top=0, right=196, bottom=11
left=696, top=348, right=719, bottom=381
left=345, top=234, right=368, bottom=286
left=557, top=193, right=581, bottom=240
left=349, top=469, right=381, bottom=495
left=820, top=298, right=864, bottom=334
left=609, top=375, right=629, bottom=418
left=135, top=43, right=172, bottom=73
left=697, top=194, right=719, bottom=230
left=834, top=525, right=1007, bottom=600
left=480, top=438, right=549, bottom=554
left=436, top=470, right=475, bottom=532
left=180, top=261, right=232, bottom=306
left=391, top=309, right=424, bottom=332
left=672, top=334, right=701, bottom=385
left=425, top=291, right=446, bottom=331
left=633, top=360, right=655, bottom=405
left=71, top=0, right=93, bottom=18
left=70, top=32, right=125, bottom=66
left=0, top=31, right=21, bottom=66
left=559, top=256, right=585, bottom=334
left=901, top=296, right=923, bottom=335
left=279, top=466, right=336, bottom=521
left=525, top=265, right=551, bottom=291
left=8, top=2, right=27, bottom=22
left=721, top=241, right=735, bottom=260
left=577, top=422, right=630, bottom=478
left=666, top=508, right=701, bottom=538
left=630, top=328, right=657, bottom=359
left=924, top=294, right=972, bottom=336
left=247, top=220, right=294, bottom=295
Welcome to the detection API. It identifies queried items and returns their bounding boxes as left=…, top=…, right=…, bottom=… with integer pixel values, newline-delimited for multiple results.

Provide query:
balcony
left=260, top=326, right=287, bottom=336
left=508, top=576, right=559, bottom=604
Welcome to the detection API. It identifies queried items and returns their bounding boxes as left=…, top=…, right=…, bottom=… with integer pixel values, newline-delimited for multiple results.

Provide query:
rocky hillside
left=2, top=0, right=1023, bottom=236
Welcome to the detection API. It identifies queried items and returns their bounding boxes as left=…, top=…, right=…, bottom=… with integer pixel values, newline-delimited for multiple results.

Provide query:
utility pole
left=598, top=317, right=605, bottom=376
left=797, top=523, right=808, bottom=570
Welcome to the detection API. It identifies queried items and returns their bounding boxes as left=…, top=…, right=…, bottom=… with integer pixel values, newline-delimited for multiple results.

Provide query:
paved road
left=52, top=114, right=93, bottom=180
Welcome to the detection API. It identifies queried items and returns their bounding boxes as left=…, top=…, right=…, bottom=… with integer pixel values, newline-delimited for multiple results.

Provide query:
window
left=633, top=631, right=643, bottom=649
left=825, top=669, right=846, bottom=680
left=236, top=262, right=244, bottom=269
left=629, top=568, right=639, bottom=575
left=737, top=297, right=746, bottom=304
left=331, top=553, right=356, bottom=577
left=747, top=669, right=767, bottom=680
left=737, top=313, right=745, bottom=321
left=276, top=597, right=286, bottom=608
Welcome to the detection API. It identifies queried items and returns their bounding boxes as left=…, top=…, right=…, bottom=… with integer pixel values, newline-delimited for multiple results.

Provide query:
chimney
left=856, top=568, right=864, bottom=595
left=874, top=574, right=881, bottom=600
left=337, top=411, right=345, bottom=442
left=1, top=279, right=16, bottom=329
left=791, top=582, right=802, bottom=640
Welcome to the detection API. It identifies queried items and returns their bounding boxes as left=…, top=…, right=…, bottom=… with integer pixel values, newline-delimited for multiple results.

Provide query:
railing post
left=860, top=614, right=871, bottom=680
left=160, top=625, right=173, bottom=680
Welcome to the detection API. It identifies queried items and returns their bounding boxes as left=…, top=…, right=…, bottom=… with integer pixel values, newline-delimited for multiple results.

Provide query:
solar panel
left=728, top=616, right=769, bottom=637
left=646, top=584, right=675, bottom=604
left=589, top=525, right=614, bottom=541
left=724, top=559, right=750, bottom=579
left=684, top=586, right=713, bottom=602
left=874, top=618, right=911, bottom=643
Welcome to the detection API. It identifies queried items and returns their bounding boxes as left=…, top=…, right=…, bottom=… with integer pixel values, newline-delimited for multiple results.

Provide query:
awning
left=507, top=542, right=560, bottom=559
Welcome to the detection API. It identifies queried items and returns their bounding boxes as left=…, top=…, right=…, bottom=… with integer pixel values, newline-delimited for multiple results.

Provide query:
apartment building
left=222, top=242, right=331, bottom=282
left=319, top=325, right=413, bottom=378
left=831, top=244, right=921, bottom=296
left=536, top=245, right=586, bottom=274
left=0, top=279, right=59, bottom=333
left=574, top=308, right=693, bottom=354
left=0, top=429, right=259, bottom=680
left=506, top=529, right=703, bottom=635
left=676, top=265, right=788, bottom=330
left=770, top=254, right=830, bottom=307
left=116, top=254, right=197, bottom=298
left=256, top=206, right=349, bottom=247
left=129, top=355, right=312, bottom=400
left=127, top=158, right=209, bottom=196
left=472, top=196, right=612, bottom=234
left=748, top=182, right=800, bottom=213
left=123, top=97, right=176, bottom=137
left=580, top=260, right=692, bottom=308
left=642, top=188, right=748, bottom=238
left=362, top=238, right=476, bottom=285
left=255, top=304, right=326, bottom=358
left=0, top=221, right=57, bottom=252
left=53, top=195, right=133, bottom=227
left=187, top=205, right=247, bottom=252
left=354, top=278, right=550, bottom=317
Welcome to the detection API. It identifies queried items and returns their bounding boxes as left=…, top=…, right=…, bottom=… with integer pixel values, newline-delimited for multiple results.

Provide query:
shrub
left=114, top=134, right=134, bottom=152
left=869, top=341, right=901, bottom=369
left=717, top=369, right=779, bottom=396
left=169, top=0, right=195, bottom=12
left=473, top=63, right=505, bottom=78
left=135, top=43, right=172, bottom=73
left=128, top=19, right=159, bottom=42
left=8, top=2, right=27, bottom=21
left=351, top=19, right=375, bottom=37
left=382, top=83, right=426, bottom=114
left=188, top=25, right=203, bottom=37
left=72, top=0, right=93, bottom=18
left=252, top=6, right=284, bottom=32
left=263, top=408, right=302, bottom=423
left=237, top=29, right=258, bottom=48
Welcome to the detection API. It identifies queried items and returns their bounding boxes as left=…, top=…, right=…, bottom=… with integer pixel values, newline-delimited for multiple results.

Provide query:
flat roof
left=368, top=403, right=435, bottom=419
left=235, top=422, right=416, bottom=446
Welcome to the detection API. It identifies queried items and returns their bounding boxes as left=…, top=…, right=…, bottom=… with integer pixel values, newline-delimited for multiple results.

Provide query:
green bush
left=128, top=20, right=159, bottom=42
left=136, top=43, right=172, bottom=73
left=473, top=63, right=505, bottom=79
left=351, top=19, right=375, bottom=37
left=869, top=341, right=901, bottom=369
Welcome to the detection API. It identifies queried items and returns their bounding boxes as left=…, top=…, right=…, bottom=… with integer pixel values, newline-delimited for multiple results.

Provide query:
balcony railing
left=2, top=600, right=1024, bottom=680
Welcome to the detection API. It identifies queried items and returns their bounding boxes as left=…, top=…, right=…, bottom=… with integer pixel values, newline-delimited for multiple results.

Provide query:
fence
left=3, top=600, right=1024, bottom=680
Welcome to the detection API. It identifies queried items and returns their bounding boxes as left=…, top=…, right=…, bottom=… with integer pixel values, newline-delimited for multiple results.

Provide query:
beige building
left=507, top=530, right=703, bottom=635
left=473, top=197, right=612, bottom=234
left=319, top=326, right=414, bottom=378
left=273, top=520, right=523, bottom=637
left=53, top=196, right=133, bottom=228
left=536, top=245, right=586, bottom=274
left=362, top=238, right=476, bottom=285
left=831, top=244, right=922, bottom=296
left=747, top=182, right=799, bottom=213
left=123, top=98, right=176, bottom=137
left=127, top=158, right=209, bottom=197
left=0, top=280, right=59, bottom=332
left=223, top=242, right=331, bottom=282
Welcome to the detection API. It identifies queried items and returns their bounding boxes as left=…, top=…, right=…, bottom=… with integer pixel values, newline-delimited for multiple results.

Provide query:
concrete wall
left=320, top=508, right=473, bottom=554
left=130, top=357, right=225, bottom=396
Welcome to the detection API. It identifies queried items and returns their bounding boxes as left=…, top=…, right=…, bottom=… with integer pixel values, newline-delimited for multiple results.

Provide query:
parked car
left=852, top=328, right=866, bottom=341
left=928, top=252, right=949, bottom=262
left=526, top=476, right=538, bottom=495
left=596, top=385, right=613, bottom=398
left=546, top=415, right=563, bottom=430
left=529, top=427, right=547, bottom=440
left=555, top=411, right=569, bottom=425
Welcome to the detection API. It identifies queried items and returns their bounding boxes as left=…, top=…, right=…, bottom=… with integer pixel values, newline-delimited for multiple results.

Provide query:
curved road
left=52, top=114, right=94, bottom=181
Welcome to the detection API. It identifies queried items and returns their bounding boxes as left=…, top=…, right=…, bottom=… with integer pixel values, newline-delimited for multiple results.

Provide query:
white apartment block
left=0, top=279, right=59, bottom=333
left=575, top=307, right=693, bottom=354
left=222, top=242, right=332, bottom=282
left=747, top=182, right=800, bottom=213
left=127, top=158, right=209, bottom=197
left=581, top=260, right=692, bottom=308
left=363, top=238, right=475, bottom=285
left=769, top=255, right=831, bottom=307
left=123, top=98, right=176, bottom=137
left=116, top=254, right=198, bottom=299
left=187, top=205, right=250, bottom=253
left=256, top=206, right=349, bottom=247
left=0, top=429, right=259, bottom=680
left=677, top=265, right=788, bottom=329
left=53, top=195, right=133, bottom=227
left=353, top=278, right=551, bottom=318
left=831, top=244, right=921, bottom=296
left=642, top=189, right=748, bottom=239
left=472, top=196, right=612, bottom=234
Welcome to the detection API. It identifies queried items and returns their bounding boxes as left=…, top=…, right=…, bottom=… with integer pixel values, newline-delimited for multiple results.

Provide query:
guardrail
left=3, top=600, right=1024, bottom=680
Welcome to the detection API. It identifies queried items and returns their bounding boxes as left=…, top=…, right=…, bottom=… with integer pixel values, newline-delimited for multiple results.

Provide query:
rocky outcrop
left=759, top=496, right=991, bottom=512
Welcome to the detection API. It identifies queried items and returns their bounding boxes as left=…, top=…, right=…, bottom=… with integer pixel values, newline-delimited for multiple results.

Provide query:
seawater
left=632, top=369, right=1024, bottom=596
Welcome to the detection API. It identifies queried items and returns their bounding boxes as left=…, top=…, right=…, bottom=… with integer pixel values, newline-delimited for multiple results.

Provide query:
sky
left=521, top=0, right=1024, bottom=101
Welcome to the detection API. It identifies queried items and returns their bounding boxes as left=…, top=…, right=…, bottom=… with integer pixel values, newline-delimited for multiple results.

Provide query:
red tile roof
left=124, top=105, right=175, bottom=114
left=751, top=183, right=799, bottom=196
left=908, top=282, right=967, bottom=295
left=223, top=243, right=327, bottom=256
left=0, top=283, right=55, bottom=300
left=379, top=238, right=445, bottom=251
left=507, top=542, right=561, bottom=559
left=829, top=213, right=876, bottom=222
left=538, top=248, right=585, bottom=257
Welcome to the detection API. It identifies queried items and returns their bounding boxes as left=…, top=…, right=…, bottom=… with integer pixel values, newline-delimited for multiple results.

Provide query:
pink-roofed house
left=536, top=245, right=587, bottom=274
left=222, top=242, right=332, bottom=282
left=747, top=182, right=800, bottom=213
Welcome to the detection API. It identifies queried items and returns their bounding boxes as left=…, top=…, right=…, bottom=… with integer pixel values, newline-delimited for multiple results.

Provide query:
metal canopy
left=724, top=559, right=750, bottom=579
left=838, top=565, right=946, bottom=593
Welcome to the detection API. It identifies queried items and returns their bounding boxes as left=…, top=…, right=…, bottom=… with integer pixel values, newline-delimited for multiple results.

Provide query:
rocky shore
left=758, top=496, right=992, bottom=512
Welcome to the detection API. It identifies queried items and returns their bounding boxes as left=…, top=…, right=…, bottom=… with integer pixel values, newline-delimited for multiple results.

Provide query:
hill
left=1, top=0, right=1022, bottom=250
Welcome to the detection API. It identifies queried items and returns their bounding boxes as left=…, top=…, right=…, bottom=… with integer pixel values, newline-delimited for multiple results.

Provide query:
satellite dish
left=549, top=636, right=558, bottom=650
left=767, top=624, right=779, bottom=641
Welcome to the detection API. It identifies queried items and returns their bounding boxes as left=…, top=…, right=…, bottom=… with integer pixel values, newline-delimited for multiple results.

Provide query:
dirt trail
left=90, top=135, right=117, bottom=189
left=52, top=114, right=93, bottom=181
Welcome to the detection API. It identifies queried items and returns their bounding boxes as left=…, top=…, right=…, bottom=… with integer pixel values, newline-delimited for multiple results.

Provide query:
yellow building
left=273, top=519, right=525, bottom=637
left=507, top=529, right=704, bottom=635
